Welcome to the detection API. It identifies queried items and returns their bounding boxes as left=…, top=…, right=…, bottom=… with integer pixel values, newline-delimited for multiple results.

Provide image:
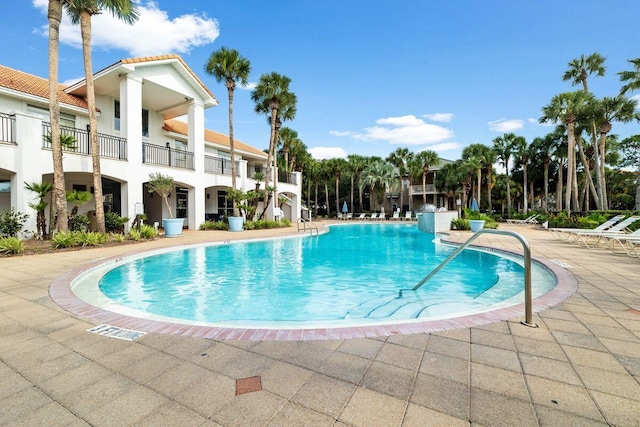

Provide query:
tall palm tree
left=530, top=131, right=559, bottom=212
left=414, top=150, right=440, bottom=206
left=347, top=154, right=367, bottom=212
left=435, top=162, right=462, bottom=208
left=205, top=46, right=251, bottom=216
left=326, top=158, right=347, bottom=214
left=540, top=91, right=591, bottom=214
left=461, top=144, right=493, bottom=209
left=618, top=58, right=640, bottom=95
left=360, top=159, right=396, bottom=211
left=66, top=0, right=139, bottom=233
left=406, top=155, right=424, bottom=212
left=591, top=95, right=639, bottom=209
left=563, top=53, right=606, bottom=209
left=251, top=73, right=296, bottom=218
left=512, top=138, right=529, bottom=212
left=277, top=127, right=298, bottom=172
left=48, top=0, right=68, bottom=232
left=619, top=134, right=640, bottom=210
left=386, top=148, right=411, bottom=212
left=492, top=133, right=521, bottom=214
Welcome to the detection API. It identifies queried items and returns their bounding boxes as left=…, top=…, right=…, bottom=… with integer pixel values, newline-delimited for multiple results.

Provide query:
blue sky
left=4, top=1, right=640, bottom=162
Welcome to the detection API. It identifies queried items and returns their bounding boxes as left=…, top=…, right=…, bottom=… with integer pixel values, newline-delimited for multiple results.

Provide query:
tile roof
left=163, top=119, right=267, bottom=158
left=0, top=65, right=88, bottom=109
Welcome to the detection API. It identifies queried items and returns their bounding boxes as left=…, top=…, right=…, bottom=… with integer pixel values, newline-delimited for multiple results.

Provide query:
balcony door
left=175, top=187, right=188, bottom=227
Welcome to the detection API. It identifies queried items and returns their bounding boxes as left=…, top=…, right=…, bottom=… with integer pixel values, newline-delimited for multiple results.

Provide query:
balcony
left=0, top=113, right=16, bottom=144
left=411, top=184, right=436, bottom=194
left=42, top=123, right=127, bottom=160
left=204, top=155, right=240, bottom=176
left=278, top=170, right=298, bottom=185
left=142, top=142, right=194, bottom=170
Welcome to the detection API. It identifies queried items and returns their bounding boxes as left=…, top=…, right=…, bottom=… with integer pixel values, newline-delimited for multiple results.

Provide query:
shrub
left=76, top=231, right=108, bottom=246
left=105, top=211, right=129, bottom=233
left=139, top=224, right=157, bottom=239
left=451, top=218, right=469, bottom=230
left=127, top=228, right=142, bottom=241
left=0, top=208, right=29, bottom=237
left=0, top=237, right=24, bottom=254
left=244, top=219, right=291, bottom=230
left=110, top=233, right=125, bottom=243
left=200, top=220, right=228, bottom=231
left=69, top=214, right=89, bottom=232
left=52, top=231, right=80, bottom=248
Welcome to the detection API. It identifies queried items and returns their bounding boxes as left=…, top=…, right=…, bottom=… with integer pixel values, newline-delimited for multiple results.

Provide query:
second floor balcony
left=42, top=122, right=127, bottom=160
left=142, top=142, right=194, bottom=170
left=411, top=184, right=436, bottom=194
left=204, top=155, right=240, bottom=176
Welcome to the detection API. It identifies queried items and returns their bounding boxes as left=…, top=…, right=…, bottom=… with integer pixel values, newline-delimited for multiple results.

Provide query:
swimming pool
left=70, top=223, right=558, bottom=330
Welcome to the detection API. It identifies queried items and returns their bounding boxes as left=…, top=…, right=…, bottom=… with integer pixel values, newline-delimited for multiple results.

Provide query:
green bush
left=139, top=224, right=157, bottom=239
left=76, top=231, right=108, bottom=246
left=0, top=208, right=29, bottom=237
left=105, top=211, right=129, bottom=233
left=0, top=237, right=24, bottom=254
left=463, top=208, right=498, bottom=229
left=52, top=231, right=80, bottom=248
left=110, top=233, right=125, bottom=243
left=127, top=228, right=142, bottom=241
left=244, top=219, right=291, bottom=230
left=450, top=218, right=469, bottom=230
left=69, top=214, right=89, bottom=232
left=200, top=220, right=228, bottom=230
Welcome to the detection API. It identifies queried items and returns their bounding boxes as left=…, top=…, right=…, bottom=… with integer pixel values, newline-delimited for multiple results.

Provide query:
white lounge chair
left=336, top=213, right=343, bottom=220
left=368, top=213, right=378, bottom=220
left=506, top=214, right=540, bottom=225
left=604, top=229, right=640, bottom=256
left=344, top=212, right=353, bottom=220
left=356, top=213, right=366, bottom=220
left=378, top=212, right=386, bottom=221
left=565, top=216, right=640, bottom=248
left=404, top=211, right=412, bottom=221
left=390, top=211, right=400, bottom=221
left=549, top=215, right=625, bottom=240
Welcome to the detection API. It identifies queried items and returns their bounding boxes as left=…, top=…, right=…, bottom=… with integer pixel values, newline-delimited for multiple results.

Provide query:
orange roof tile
left=0, top=65, right=87, bottom=109
left=164, top=119, right=267, bottom=158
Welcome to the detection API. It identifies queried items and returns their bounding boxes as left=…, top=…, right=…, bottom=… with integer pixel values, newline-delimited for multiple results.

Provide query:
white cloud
left=352, top=114, right=453, bottom=145
left=33, top=0, right=219, bottom=57
left=529, top=117, right=554, bottom=127
left=422, top=142, right=460, bottom=152
left=309, top=146, right=348, bottom=160
left=330, top=130, right=356, bottom=137
left=239, top=82, right=257, bottom=91
left=423, top=113, right=454, bottom=123
left=61, top=76, right=84, bottom=87
left=488, top=119, right=524, bottom=132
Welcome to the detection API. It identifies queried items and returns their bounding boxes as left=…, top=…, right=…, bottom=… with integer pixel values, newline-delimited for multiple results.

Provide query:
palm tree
left=360, top=159, right=396, bottom=211
left=563, top=53, right=607, bottom=210
left=435, top=162, right=462, bottom=209
left=530, top=132, right=558, bottom=212
left=461, top=144, right=493, bottom=209
left=48, top=0, right=68, bottom=232
left=277, top=127, right=298, bottom=172
left=406, top=155, right=423, bottom=213
left=512, top=138, right=529, bottom=212
left=386, top=148, right=411, bottom=212
left=414, top=150, right=440, bottom=206
left=25, top=181, right=53, bottom=239
left=347, top=154, right=367, bottom=212
left=326, top=158, right=348, bottom=215
left=65, top=0, right=139, bottom=234
left=492, top=133, right=522, bottom=214
left=251, top=73, right=296, bottom=217
left=205, top=47, right=251, bottom=216
left=540, top=91, right=592, bottom=214
left=591, top=95, right=639, bottom=209
left=618, top=58, right=640, bottom=95
left=619, top=134, right=640, bottom=210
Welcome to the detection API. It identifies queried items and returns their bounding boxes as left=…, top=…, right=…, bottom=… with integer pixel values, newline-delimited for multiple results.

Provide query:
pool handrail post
left=404, top=229, right=537, bottom=328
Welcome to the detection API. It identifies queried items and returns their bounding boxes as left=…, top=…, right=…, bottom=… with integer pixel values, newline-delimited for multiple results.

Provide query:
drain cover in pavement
left=551, top=260, right=573, bottom=269
left=87, top=324, right=146, bottom=341
left=236, top=376, right=262, bottom=396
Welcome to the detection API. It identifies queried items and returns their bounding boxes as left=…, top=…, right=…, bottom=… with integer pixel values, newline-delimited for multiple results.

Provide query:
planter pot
left=162, top=218, right=184, bottom=237
left=228, top=216, right=244, bottom=232
left=469, top=219, right=485, bottom=232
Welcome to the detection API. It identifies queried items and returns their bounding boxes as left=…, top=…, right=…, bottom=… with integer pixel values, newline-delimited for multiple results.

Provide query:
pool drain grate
left=87, top=324, right=146, bottom=341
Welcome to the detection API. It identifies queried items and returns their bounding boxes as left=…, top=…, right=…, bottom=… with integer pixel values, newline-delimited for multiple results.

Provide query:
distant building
left=0, top=55, right=301, bottom=233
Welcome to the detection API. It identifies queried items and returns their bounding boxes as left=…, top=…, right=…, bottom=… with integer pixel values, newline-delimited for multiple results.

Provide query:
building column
left=120, top=74, right=143, bottom=225
left=187, top=100, right=205, bottom=229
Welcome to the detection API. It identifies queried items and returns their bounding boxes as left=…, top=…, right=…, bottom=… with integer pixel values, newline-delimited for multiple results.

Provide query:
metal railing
left=297, top=217, right=318, bottom=236
left=278, top=170, right=298, bottom=185
left=400, top=229, right=537, bottom=327
left=0, top=113, right=16, bottom=144
left=42, top=123, right=127, bottom=160
left=411, top=184, right=435, bottom=194
left=204, top=155, right=240, bottom=176
left=142, top=143, right=194, bottom=170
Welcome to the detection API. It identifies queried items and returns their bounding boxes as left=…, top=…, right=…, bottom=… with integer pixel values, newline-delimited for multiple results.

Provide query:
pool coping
left=49, top=233, right=579, bottom=341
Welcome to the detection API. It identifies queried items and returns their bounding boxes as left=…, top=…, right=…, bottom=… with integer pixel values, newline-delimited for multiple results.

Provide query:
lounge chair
left=390, top=211, right=400, bottom=221
left=549, top=215, right=625, bottom=240
left=604, top=229, right=640, bottom=256
left=368, top=213, right=378, bottom=221
left=404, top=211, right=412, bottom=221
left=506, top=214, right=540, bottom=225
left=378, top=212, right=386, bottom=221
left=336, top=213, right=343, bottom=220
left=344, top=213, right=353, bottom=220
left=565, top=216, right=640, bottom=248
left=356, top=213, right=366, bottom=220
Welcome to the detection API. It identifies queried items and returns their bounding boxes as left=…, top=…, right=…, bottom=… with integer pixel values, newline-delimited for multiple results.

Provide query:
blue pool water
left=87, top=224, right=556, bottom=327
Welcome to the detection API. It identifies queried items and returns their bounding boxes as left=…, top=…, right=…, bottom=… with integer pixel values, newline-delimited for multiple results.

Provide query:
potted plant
left=226, top=188, right=246, bottom=232
left=147, top=173, right=183, bottom=237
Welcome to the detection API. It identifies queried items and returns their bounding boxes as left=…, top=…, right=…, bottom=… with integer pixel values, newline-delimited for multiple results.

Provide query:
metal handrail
left=297, top=217, right=318, bottom=236
left=400, top=229, right=537, bottom=327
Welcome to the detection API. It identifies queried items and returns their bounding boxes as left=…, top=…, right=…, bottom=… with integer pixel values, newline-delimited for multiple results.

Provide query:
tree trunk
left=575, top=135, right=600, bottom=210
left=335, top=175, right=340, bottom=214
left=523, top=165, right=528, bottom=212
left=556, top=159, right=564, bottom=212
left=543, top=162, right=549, bottom=212
left=48, top=0, right=68, bottom=232
left=422, top=170, right=427, bottom=205
left=80, top=11, right=105, bottom=233
left=350, top=175, right=354, bottom=213
left=324, top=183, right=329, bottom=216
left=506, top=163, right=511, bottom=214
left=314, top=181, right=318, bottom=217
left=635, top=167, right=640, bottom=210
left=487, top=168, right=493, bottom=213
left=476, top=168, right=481, bottom=208
left=598, top=132, right=609, bottom=209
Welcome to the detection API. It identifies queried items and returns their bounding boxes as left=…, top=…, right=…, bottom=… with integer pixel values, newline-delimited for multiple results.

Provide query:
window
left=114, top=100, right=120, bottom=131
left=114, top=100, right=149, bottom=137
left=142, top=109, right=149, bottom=137
left=0, top=181, right=10, bottom=193
left=27, top=104, right=76, bottom=128
left=217, top=191, right=233, bottom=217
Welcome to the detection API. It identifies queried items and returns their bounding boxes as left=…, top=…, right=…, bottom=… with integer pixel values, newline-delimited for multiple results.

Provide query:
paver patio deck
left=1, top=222, right=639, bottom=426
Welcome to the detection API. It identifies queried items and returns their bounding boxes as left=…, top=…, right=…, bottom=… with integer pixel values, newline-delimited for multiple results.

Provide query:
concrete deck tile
left=411, top=373, right=469, bottom=420
left=172, top=371, right=236, bottom=418
left=374, top=341, right=423, bottom=371
left=525, top=376, right=604, bottom=421
left=120, top=350, right=183, bottom=384
left=573, top=364, right=640, bottom=401
left=469, top=388, right=538, bottom=427
left=471, top=328, right=516, bottom=350
left=471, top=363, right=530, bottom=400
left=146, top=361, right=211, bottom=398
left=316, top=349, right=371, bottom=384
left=513, top=335, right=568, bottom=360
left=590, top=390, right=640, bottom=427
left=136, top=401, right=209, bottom=427
left=360, top=361, right=416, bottom=400
left=38, top=361, right=112, bottom=399
left=266, top=401, right=336, bottom=426
left=0, top=366, right=33, bottom=400
left=534, top=406, right=609, bottom=427
left=210, top=390, right=287, bottom=427
left=291, top=373, right=356, bottom=418
left=84, top=385, right=167, bottom=427
left=57, top=373, right=138, bottom=418
left=13, top=401, right=81, bottom=426
left=419, top=351, right=469, bottom=384
left=471, top=343, right=522, bottom=372
left=518, top=353, right=582, bottom=386
left=385, top=332, right=430, bottom=350
left=550, top=329, right=608, bottom=352
left=339, top=387, right=406, bottom=427
left=562, top=346, right=628, bottom=373
left=424, top=335, right=470, bottom=360
left=402, top=403, right=468, bottom=427
left=0, top=386, right=53, bottom=423
left=598, top=336, right=640, bottom=358
left=260, top=361, right=314, bottom=399
left=337, top=337, right=384, bottom=359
